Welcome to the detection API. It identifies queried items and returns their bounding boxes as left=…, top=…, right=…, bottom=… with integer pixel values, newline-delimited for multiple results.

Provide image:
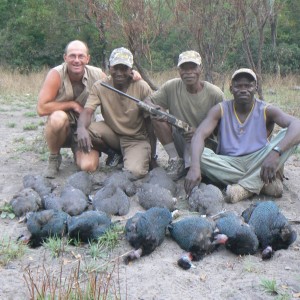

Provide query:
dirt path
left=0, top=95, right=300, bottom=300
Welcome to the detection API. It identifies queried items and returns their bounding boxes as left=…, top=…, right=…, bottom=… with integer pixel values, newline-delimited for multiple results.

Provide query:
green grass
left=0, top=237, right=27, bottom=266
left=23, top=123, right=38, bottom=131
left=6, top=122, right=16, bottom=128
left=97, top=224, right=124, bottom=251
left=23, top=111, right=37, bottom=117
left=260, top=278, right=279, bottom=295
left=42, top=236, right=71, bottom=258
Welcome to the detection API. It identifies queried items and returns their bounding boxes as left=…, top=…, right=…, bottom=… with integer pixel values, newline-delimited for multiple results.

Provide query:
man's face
left=230, top=76, right=257, bottom=104
left=178, top=62, right=201, bottom=86
left=110, top=64, right=133, bottom=85
left=64, top=42, right=90, bottom=77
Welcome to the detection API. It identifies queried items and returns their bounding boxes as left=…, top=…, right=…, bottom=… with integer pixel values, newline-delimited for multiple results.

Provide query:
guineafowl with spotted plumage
left=124, top=207, right=172, bottom=264
left=242, top=201, right=297, bottom=259
left=214, top=211, right=259, bottom=255
left=137, top=183, right=177, bottom=211
left=23, top=209, right=69, bottom=247
left=168, top=216, right=217, bottom=269
left=67, top=210, right=112, bottom=243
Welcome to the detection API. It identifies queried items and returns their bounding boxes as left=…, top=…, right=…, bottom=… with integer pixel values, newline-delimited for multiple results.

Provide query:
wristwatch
left=272, top=145, right=282, bottom=156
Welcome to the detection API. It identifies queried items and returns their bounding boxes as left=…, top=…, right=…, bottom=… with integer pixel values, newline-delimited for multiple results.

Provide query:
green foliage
left=0, top=237, right=26, bottom=266
left=6, top=122, right=16, bottom=128
left=0, top=203, right=15, bottom=219
left=97, top=224, right=124, bottom=250
left=23, top=123, right=38, bottom=130
left=260, top=278, right=279, bottom=295
left=42, top=236, right=71, bottom=258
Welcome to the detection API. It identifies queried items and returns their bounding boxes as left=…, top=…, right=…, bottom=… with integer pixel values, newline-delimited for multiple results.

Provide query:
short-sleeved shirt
left=150, top=78, right=224, bottom=128
left=53, top=63, right=105, bottom=107
left=85, top=77, right=152, bottom=136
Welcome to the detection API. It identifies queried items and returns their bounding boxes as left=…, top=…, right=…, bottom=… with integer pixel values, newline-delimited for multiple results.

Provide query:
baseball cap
left=177, top=50, right=202, bottom=67
left=109, top=47, right=133, bottom=68
left=231, top=68, right=257, bottom=82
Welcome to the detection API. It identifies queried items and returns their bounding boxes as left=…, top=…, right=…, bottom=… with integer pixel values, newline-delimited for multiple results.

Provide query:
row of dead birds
left=10, top=168, right=297, bottom=270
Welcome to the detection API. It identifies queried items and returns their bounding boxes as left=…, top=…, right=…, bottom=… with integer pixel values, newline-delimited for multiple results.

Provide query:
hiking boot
left=44, top=154, right=62, bottom=179
left=225, top=184, right=254, bottom=203
left=166, top=157, right=186, bottom=181
left=105, top=149, right=123, bottom=167
left=261, top=178, right=283, bottom=198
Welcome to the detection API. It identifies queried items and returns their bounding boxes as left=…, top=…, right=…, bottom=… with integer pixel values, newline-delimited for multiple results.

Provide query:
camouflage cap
left=109, top=47, right=133, bottom=68
left=231, top=68, right=257, bottom=82
left=177, top=50, right=202, bottom=67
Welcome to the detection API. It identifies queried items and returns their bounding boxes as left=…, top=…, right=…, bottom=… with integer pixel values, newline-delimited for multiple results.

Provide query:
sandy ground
left=0, top=95, right=300, bottom=300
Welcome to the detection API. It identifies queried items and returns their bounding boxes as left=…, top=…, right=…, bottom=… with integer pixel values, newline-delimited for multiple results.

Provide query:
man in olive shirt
left=146, top=50, right=224, bottom=180
left=77, top=47, right=154, bottom=178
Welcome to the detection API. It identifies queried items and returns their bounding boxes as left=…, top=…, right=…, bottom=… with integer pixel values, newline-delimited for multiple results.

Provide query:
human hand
left=131, top=69, right=142, bottom=81
left=184, top=166, right=202, bottom=197
left=76, top=127, right=92, bottom=153
left=183, top=127, right=196, bottom=143
left=73, top=102, right=84, bottom=114
left=260, top=151, right=280, bottom=184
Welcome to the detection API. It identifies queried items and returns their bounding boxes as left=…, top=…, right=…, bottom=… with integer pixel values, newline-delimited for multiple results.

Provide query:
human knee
left=46, top=111, right=69, bottom=131
left=76, top=151, right=99, bottom=172
left=77, top=159, right=98, bottom=172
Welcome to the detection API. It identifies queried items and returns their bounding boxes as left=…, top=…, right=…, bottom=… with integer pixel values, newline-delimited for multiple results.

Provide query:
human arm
left=37, top=69, right=83, bottom=116
left=184, top=104, right=222, bottom=195
left=76, top=108, right=95, bottom=153
left=260, top=105, right=300, bottom=183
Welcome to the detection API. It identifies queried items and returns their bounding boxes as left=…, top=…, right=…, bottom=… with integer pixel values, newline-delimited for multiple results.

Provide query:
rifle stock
left=100, top=82, right=191, bottom=133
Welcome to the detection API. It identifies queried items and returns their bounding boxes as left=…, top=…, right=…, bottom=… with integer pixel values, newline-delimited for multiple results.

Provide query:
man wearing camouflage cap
left=77, top=47, right=155, bottom=178
left=146, top=50, right=224, bottom=180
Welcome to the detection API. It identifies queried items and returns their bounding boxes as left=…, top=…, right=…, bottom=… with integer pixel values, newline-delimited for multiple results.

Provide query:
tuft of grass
left=260, top=278, right=279, bottom=295
left=23, top=123, right=38, bottom=131
left=6, top=122, right=16, bottom=128
left=0, top=237, right=27, bottom=266
left=24, top=111, right=37, bottom=117
left=42, top=236, right=71, bottom=258
left=97, top=224, right=124, bottom=251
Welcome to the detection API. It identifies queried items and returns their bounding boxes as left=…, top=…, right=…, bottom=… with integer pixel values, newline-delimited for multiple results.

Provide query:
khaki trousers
left=89, top=121, right=151, bottom=178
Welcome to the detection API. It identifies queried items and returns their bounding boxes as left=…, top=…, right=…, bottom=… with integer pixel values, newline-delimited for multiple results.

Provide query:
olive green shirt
left=150, top=78, right=224, bottom=128
left=85, top=77, right=152, bottom=137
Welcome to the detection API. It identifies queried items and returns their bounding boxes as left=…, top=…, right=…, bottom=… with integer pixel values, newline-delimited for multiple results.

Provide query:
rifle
left=100, top=82, right=192, bottom=133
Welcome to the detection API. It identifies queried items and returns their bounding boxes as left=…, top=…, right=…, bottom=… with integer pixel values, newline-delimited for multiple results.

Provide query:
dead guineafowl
left=137, top=183, right=177, bottom=211
left=188, top=183, right=224, bottom=216
left=124, top=207, right=172, bottom=264
left=144, top=167, right=177, bottom=196
left=10, top=188, right=42, bottom=217
left=67, top=210, right=112, bottom=243
left=242, top=201, right=297, bottom=260
left=23, top=174, right=54, bottom=199
left=92, top=185, right=130, bottom=216
left=60, top=185, right=89, bottom=216
left=21, top=209, right=69, bottom=247
left=66, top=171, right=93, bottom=196
left=168, top=216, right=217, bottom=270
left=42, top=193, right=62, bottom=211
left=101, top=171, right=137, bottom=197
left=214, top=211, right=259, bottom=255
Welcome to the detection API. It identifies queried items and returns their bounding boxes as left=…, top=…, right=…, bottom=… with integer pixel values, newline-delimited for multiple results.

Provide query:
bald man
left=38, top=40, right=134, bottom=178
